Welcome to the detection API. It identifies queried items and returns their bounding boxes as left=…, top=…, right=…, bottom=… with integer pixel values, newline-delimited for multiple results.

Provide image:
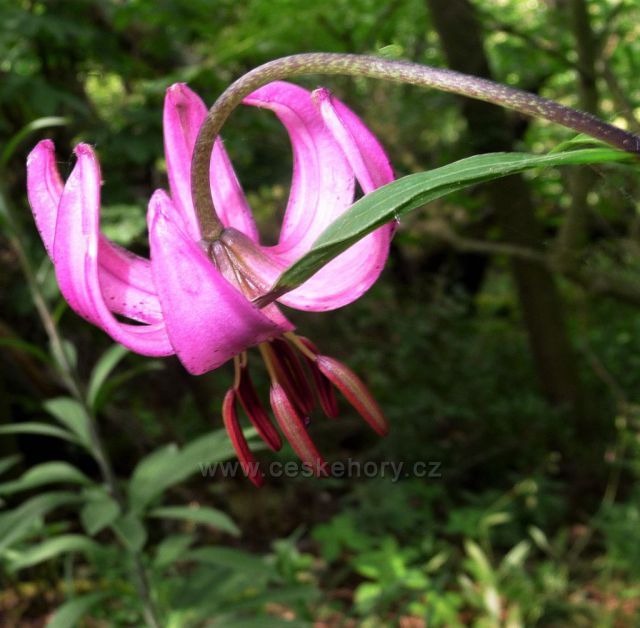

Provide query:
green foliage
left=2, top=0, right=640, bottom=625
left=46, top=592, right=111, bottom=628
left=149, top=505, right=240, bottom=537
left=272, top=148, right=635, bottom=297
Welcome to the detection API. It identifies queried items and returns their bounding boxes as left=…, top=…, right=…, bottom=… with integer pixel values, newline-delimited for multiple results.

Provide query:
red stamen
left=269, top=340, right=315, bottom=415
left=236, top=366, right=282, bottom=452
left=297, top=337, right=339, bottom=418
left=277, top=337, right=316, bottom=413
left=222, top=389, right=264, bottom=487
left=269, top=383, right=328, bottom=477
left=316, top=356, right=389, bottom=436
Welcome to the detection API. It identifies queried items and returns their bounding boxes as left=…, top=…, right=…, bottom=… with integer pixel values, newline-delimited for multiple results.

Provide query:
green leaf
left=268, top=148, right=634, bottom=297
left=183, top=547, right=272, bottom=578
left=0, top=461, right=91, bottom=495
left=80, top=490, right=120, bottom=536
left=93, top=361, right=163, bottom=413
left=528, top=525, right=553, bottom=554
left=0, top=337, right=50, bottom=364
left=149, top=505, right=240, bottom=536
left=46, top=592, right=109, bottom=628
left=500, top=540, right=530, bottom=571
left=111, top=513, right=147, bottom=552
left=10, top=534, right=100, bottom=571
left=43, top=398, right=91, bottom=448
left=87, top=344, right=129, bottom=411
left=464, top=539, right=494, bottom=584
left=211, top=617, right=310, bottom=628
left=128, top=429, right=252, bottom=512
left=1, top=116, right=67, bottom=168
left=0, top=422, right=79, bottom=444
left=0, top=455, right=21, bottom=477
left=0, top=491, right=82, bottom=551
left=153, top=533, right=194, bottom=570
left=128, top=443, right=180, bottom=512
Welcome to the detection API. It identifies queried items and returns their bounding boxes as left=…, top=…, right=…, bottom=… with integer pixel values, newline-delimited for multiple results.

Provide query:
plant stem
left=2, top=190, right=162, bottom=628
left=191, top=52, right=640, bottom=240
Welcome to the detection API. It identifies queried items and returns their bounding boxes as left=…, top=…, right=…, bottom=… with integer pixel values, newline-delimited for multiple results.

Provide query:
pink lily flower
left=27, top=81, right=393, bottom=485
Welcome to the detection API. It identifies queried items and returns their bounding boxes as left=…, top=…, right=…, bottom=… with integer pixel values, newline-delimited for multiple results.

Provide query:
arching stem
left=191, top=52, right=640, bottom=239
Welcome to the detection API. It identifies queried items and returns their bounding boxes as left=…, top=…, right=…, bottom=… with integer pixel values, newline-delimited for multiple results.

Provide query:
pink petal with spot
left=26, top=140, right=163, bottom=324
left=52, top=144, right=173, bottom=356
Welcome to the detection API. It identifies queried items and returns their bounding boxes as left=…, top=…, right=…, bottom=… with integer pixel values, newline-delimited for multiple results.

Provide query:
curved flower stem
left=1, top=188, right=162, bottom=628
left=191, top=52, right=640, bottom=239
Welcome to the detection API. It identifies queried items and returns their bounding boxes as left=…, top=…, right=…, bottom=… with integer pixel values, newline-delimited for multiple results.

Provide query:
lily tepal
left=27, top=81, right=393, bottom=485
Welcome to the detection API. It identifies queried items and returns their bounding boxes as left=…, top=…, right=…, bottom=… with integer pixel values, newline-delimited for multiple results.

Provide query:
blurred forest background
left=1, top=0, right=640, bottom=626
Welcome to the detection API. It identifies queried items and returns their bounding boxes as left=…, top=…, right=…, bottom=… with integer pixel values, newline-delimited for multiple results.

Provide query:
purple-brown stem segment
left=192, top=52, right=640, bottom=242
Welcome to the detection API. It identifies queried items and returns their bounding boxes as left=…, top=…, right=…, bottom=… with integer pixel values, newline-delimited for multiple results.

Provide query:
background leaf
left=0, top=461, right=91, bottom=495
left=86, top=344, right=130, bottom=411
left=46, top=592, right=110, bottom=628
left=149, top=505, right=240, bottom=536
left=80, top=489, right=120, bottom=536
left=128, top=429, right=258, bottom=511
left=43, top=398, right=91, bottom=449
left=9, top=534, right=100, bottom=571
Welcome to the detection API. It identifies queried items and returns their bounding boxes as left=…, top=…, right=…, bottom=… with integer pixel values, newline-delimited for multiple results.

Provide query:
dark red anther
left=269, top=338, right=315, bottom=415
left=236, top=366, right=282, bottom=452
left=222, top=389, right=264, bottom=487
left=316, top=355, right=389, bottom=436
left=298, top=337, right=339, bottom=418
left=269, top=383, right=328, bottom=477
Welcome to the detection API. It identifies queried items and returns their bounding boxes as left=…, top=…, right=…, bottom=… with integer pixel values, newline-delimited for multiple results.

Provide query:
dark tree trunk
left=425, top=0, right=587, bottom=422
left=555, top=0, right=599, bottom=265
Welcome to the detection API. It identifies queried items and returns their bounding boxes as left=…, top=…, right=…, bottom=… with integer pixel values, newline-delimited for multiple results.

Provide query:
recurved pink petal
left=244, top=82, right=393, bottom=312
left=26, top=140, right=63, bottom=258
left=52, top=144, right=173, bottom=356
left=147, top=189, right=286, bottom=375
left=26, top=140, right=163, bottom=324
left=314, top=88, right=395, bottom=194
left=163, top=83, right=259, bottom=241
left=243, top=81, right=355, bottom=261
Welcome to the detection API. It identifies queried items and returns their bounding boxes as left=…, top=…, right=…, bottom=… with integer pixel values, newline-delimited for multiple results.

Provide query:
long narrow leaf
left=87, top=344, right=129, bottom=410
left=268, top=148, right=634, bottom=297
left=1, top=116, right=67, bottom=167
